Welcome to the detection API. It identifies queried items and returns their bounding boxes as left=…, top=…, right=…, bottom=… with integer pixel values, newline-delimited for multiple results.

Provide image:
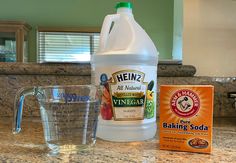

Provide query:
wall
left=172, top=0, right=183, bottom=60
left=0, top=0, right=174, bottom=62
left=183, top=0, right=236, bottom=77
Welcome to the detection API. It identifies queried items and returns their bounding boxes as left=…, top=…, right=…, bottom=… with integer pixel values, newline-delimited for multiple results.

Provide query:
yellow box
left=159, top=85, right=214, bottom=153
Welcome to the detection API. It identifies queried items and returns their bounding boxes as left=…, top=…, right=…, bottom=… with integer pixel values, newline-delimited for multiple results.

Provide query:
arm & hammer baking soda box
left=159, top=85, right=214, bottom=153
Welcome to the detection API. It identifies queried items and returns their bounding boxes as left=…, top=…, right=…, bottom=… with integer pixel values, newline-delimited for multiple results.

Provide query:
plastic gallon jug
left=91, top=2, right=159, bottom=142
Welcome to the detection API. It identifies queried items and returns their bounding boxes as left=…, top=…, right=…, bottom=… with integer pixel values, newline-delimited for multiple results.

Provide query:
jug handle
left=99, top=14, right=120, bottom=51
left=12, top=87, right=36, bottom=134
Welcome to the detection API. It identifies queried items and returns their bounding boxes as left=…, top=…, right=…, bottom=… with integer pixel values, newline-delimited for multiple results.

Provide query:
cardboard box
left=159, top=85, right=214, bottom=153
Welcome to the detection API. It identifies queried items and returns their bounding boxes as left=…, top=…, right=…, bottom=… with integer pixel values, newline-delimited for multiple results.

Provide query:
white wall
left=183, top=0, right=236, bottom=77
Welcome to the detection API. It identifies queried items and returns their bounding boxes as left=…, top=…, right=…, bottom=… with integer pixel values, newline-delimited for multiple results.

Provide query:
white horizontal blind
left=38, top=31, right=100, bottom=63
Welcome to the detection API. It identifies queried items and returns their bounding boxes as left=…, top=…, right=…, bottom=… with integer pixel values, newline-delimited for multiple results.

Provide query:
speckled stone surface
left=0, top=62, right=196, bottom=77
left=0, top=63, right=235, bottom=117
left=0, top=118, right=235, bottom=162
left=1, top=75, right=91, bottom=117
left=1, top=76, right=235, bottom=117
left=0, top=63, right=91, bottom=75
left=158, top=64, right=196, bottom=77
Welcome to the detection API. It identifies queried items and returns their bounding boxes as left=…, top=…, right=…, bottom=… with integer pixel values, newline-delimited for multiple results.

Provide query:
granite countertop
left=0, top=118, right=235, bottom=163
left=0, top=62, right=196, bottom=77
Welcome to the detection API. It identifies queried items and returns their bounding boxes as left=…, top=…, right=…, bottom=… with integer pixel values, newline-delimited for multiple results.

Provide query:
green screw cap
left=115, top=2, right=133, bottom=9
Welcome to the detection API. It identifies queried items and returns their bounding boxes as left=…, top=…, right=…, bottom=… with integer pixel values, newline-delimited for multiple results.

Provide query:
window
left=37, top=27, right=100, bottom=63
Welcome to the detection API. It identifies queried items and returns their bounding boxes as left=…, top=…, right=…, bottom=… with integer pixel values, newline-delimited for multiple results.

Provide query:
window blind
left=38, top=31, right=100, bottom=63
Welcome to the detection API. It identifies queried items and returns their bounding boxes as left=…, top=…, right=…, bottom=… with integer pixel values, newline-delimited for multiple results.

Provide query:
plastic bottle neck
left=117, top=7, right=133, bottom=16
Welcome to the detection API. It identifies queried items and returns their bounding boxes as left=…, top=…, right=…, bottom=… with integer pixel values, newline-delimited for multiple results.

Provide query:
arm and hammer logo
left=170, top=89, right=200, bottom=118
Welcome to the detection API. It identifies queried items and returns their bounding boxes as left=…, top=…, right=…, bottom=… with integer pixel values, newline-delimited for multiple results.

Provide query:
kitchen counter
left=0, top=63, right=235, bottom=118
left=0, top=118, right=235, bottom=163
left=0, top=62, right=196, bottom=76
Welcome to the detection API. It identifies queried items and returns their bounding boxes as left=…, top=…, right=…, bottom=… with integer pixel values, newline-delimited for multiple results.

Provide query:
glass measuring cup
left=13, top=85, right=101, bottom=154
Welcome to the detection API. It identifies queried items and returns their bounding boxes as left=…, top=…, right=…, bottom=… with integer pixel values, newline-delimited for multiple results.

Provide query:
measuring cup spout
left=13, top=87, right=36, bottom=134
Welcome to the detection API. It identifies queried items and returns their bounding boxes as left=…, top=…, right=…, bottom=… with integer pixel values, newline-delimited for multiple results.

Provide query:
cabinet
left=0, top=21, right=31, bottom=62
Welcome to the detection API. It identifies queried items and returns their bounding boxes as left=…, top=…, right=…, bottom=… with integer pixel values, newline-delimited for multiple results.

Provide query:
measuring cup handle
left=12, top=87, right=36, bottom=134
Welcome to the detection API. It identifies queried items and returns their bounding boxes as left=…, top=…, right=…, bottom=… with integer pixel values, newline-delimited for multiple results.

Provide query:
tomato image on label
left=144, top=80, right=155, bottom=119
left=101, top=102, right=113, bottom=120
left=100, top=74, right=113, bottom=120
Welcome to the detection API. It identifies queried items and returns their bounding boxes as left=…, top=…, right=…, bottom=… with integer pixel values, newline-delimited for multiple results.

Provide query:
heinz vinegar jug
left=92, top=2, right=159, bottom=141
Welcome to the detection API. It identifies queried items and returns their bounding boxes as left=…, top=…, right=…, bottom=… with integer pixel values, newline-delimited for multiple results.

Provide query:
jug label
left=110, top=70, right=147, bottom=120
left=95, top=65, right=156, bottom=122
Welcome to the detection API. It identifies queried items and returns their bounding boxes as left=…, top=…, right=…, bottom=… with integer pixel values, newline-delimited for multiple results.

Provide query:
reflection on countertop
left=0, top=118, right=235, bottom=162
